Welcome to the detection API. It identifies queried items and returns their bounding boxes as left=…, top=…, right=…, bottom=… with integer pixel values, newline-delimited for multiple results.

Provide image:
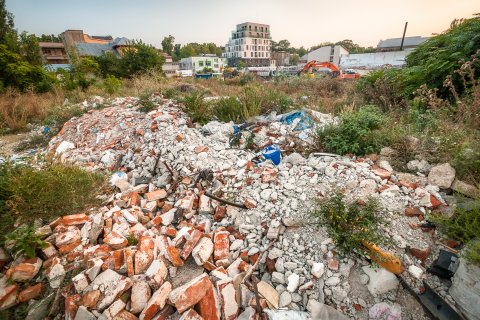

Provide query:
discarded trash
left=428, top=249, right=458, bottom=278
left=263, top=144, right=281, bottom=165
left=363, top=241, right=404, bottom=275
left=109, top=171, right=128, bottom=185
left=279, top=110, right=315, bottom=131
left=42, top=127, right=50, bottom=135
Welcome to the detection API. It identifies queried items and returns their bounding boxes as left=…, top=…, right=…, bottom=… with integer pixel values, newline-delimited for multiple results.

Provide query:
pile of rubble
left=0, top=95, right=476, bottom=319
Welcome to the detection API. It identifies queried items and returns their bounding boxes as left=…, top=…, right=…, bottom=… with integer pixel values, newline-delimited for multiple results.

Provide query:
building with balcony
left=39, top=42, right=69, bottom=65
left=179, top=55, right=227, bottom=74
left=162, top=53, right=179, bottom=78
left=223, top=22, right=272, bottom=67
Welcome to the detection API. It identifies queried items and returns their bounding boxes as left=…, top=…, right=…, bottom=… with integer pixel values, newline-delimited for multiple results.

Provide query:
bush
left=182, top=91, right=212, bottom=124
left=213, top=97, right=244, bottom=123
left=451, top=143, right=480, bottom=185
left=431, top=203, right=480, bottom=266
left=0, top=161, right=105, bottom=239
left=137, top=95, right=157, bottom=113
left=43, top=103, right=84, bottom=132
left=312, top=192, right=387, bottom=256
left=317, top=106, right=388, bottom=155
left=103, top=75, right=122, bottom=94
left=3, top=225, right=47, bottom=259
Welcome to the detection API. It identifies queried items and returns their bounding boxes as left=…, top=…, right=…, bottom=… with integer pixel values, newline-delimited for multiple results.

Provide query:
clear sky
left=6, top=0, right=478, bottom=49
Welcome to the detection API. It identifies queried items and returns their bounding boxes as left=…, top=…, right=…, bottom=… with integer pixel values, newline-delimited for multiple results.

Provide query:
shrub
left=0, top=161, right=105, bottom=238
left=312, top=192, right=387, bottom=256
left=213, top=97, right=244, bottom=122
left=451, top=143, right=480, bottom=185
left=103, top=75, right=122, bottom=94
left=3, top=225, right=47, bottom=259
left=43, top=103, right=84, bottom=133
left=182, top=91, right=212, bottom=124
left=317, top=106, right=388, bottom=155
left=431, top=203, right=480, bottom=266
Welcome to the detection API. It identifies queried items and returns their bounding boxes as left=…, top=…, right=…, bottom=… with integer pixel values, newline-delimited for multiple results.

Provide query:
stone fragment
left=89, top=269, right=133, bottom=311
left=369, top=302, right=402, bottom=320
left=45, top=257, right=65, bottom=289
left=311, top=262, right=325, bottom=278
left=74, top=306, right=96, bottom=320
left=80, top=290, right=101, bottom=309
left=428, top=163, right=455, bottom=188
left=287, top=273, right=300, bottom=293
left=408, top=265, right=424, bottom=279
left=103, top=299, right=126, bottom=320
left=243, top=198, right=257, bottom=209
left=372, top=168, right=391, bottom=180
left=114, top=310, right=139, bottom=320
left=279, top=291, right=292, bottom=308
left=0, top=284, right=18, bottom=310
left=362, top=266, right=399, bottom=296
left=452, top=179, right=480, bottom=199
left=449, top=258, right=480, bottom=320
left=169, top=273, right=211, bottom=313
left=257, top=281, right=279, bottom=309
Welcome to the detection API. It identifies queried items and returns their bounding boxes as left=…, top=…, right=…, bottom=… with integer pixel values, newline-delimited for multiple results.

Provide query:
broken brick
left=139, top=281, right=172, bottom=320
left=214, top=231, right=230, bottom=261
left=166, top=246, right=184, bottom=267
left=18, top=283, right=44, bottom=303
left=169, top=273, right=211, bottom=313
left=180, top=229, right=203, bottom=260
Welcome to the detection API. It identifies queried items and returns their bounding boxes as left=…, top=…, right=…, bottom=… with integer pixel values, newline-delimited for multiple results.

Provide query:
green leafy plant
left=317, top=105, right=388, bottom=155
left=214, top=97, right=244, bottom=122
left=431, top=203, right=480, bottom=266
left=312, top=192, right=387, bottom=256
left=103, top=75, right=122, bottom=95
left=4, top=225, right=47, bottom=258
left=127, top=233, right=138, bottom=246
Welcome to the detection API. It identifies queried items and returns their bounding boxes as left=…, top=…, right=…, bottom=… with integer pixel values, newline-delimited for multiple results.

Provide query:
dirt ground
left=0, top=132, right=30, bottom=157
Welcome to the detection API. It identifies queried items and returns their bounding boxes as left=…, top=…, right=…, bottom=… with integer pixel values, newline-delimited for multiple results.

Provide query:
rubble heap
left=0, top=95, right=469, bottom=319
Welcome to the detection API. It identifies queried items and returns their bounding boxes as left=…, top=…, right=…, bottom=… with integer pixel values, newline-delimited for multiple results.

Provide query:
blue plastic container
left=263, top=144, right=281, bottom=165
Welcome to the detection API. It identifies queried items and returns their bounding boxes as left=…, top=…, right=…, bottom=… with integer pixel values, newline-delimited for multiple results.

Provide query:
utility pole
left=400, top=22, right=408, bottom=50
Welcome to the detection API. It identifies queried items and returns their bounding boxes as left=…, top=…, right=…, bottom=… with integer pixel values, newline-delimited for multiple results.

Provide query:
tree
left=37, top=34, right=62, bottom=42
left=161, top=35, right=174, bottom=55
left=119, top=42, right=164, bottom=77
left=0, top=0, right=14, bottom=44
left=95, top=51, right=121, bottom=77
left=289, top=54, right=299, bottom=65
left=19, top=32, right=42, bottom=65
left=173, top=43, right=181, bottom=61
left=179, top=45, right=196, bottom=59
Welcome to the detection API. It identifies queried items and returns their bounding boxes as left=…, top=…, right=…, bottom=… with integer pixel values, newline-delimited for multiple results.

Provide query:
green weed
left=3, top=225, right=47, bottom=259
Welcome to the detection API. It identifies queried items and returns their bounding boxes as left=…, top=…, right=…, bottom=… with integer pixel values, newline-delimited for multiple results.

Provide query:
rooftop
left=377, top=36, right=429, bottom=49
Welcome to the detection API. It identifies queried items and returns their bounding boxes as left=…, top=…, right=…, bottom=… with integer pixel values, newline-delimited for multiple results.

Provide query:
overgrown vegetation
left=0, top=161, right=106, bottom=239
left=312, top=192, right=388, bottom=256
left=317, top=106, right=389, bottom=155
left=431, top=204, right=480, bottom=266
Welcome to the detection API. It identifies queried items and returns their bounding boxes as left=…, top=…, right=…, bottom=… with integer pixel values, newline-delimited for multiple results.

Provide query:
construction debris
left=0, top=95, right=471, bottom=319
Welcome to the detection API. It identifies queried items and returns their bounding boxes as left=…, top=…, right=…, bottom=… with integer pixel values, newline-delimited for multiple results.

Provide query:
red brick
left=169, top=273, right=212, bottom=313
left=104, top=231, right=128, bottom=250
left=180, top=229, right=203, bottom=260
left=113, top=249, right=125, bottom=271
left=195, top=280, right=220, bottom=320
left=405, top=207, right=423, bottom=217
left=145, top=189, right=167, bottom=201
left=165, top=227, right=177, bottom=237
left=139, top=282, right=172, bottom=320
left=150, top=305, right=174, bottom=320
left=444, top=239, right=461, bottom=248
left=7, top=257, right=42, bottom=282
left=265, top=257, right=275, bottom=273
left=216, top=278, right=238, bottom=320
left=243, top=198, right=257, bottom=209
left=58, top=239, right=82, bottom=255
left=194, top=146, right=209, bottom=154
left=130, top=192, right=141, bottom=206
left=114, top=310, right=139, bottom=320
left=135, top=235, right=155, bottom=274
left=151, top=216, right=163, bottom=226
left=179, top=309, right=204, bottom=320
left=167, top=246, right=184, bottom=267
left=62, top=213, right=89, bottom=226
left=18, top=283, right=44, bottom=302
left=327, top=259, right=339, bottom=271
left=80, top=290, right=101, bottom=308
left=262, top=167, right=278, bottom=183
left=372, top=168, right=391, bottom=180
left=214, top=231, right=230, bottom=261
left=409, top=247, right=431, bottom=266
left=125, top=248, right=135, bottom=277
left=65, top=294, right=81, bottom=320
left=429, top=194, right=442, bottom=208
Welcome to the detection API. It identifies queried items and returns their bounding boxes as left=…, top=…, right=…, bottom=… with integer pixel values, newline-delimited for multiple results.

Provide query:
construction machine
left=299, top=61, right=360, bottom=80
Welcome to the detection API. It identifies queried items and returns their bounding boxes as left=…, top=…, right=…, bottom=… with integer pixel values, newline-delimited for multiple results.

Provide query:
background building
left=271, top=51, right=291, bottom=67
left=376, top=36, right=429, bottom=52
left=299, top=45, right=348, bottom=66
left=179, top=55, right=227, bottom=74
left=223, top=22, right=272, bottom=67
left=161, top=53, right=179, bottom=78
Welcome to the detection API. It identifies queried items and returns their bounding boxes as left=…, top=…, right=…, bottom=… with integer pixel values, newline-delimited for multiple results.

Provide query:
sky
left=6, top=0, right=479, bottom=49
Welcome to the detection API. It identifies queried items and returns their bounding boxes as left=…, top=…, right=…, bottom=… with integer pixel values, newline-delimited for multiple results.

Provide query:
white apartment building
left=223, top=22, right=272, bottom=67
left=179, top=54, right=227, bottom=74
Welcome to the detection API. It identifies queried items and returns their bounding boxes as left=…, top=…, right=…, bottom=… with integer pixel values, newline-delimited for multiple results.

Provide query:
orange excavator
left=299, top=61, right=360, bottom=80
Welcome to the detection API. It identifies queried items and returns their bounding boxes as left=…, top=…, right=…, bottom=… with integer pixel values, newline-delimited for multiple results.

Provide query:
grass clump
left=317, top=105, right=388, bottom=155
left=431, top=204, right=480, bottom=266
left=137, top=94, right=157, bottom=113
left=312, top=192, right=387, bottom=256
left=3, top=225, right=47, bottom=259
left=213, top=97, right=243, bottom=123
left=0, top=161, right=106, bottom=239
left=182, top=91, right=212, bottom=124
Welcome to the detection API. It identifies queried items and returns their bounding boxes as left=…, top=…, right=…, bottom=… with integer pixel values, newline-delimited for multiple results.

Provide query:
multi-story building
left=39, top=42, right=69, bottom=65
left=60, top=29, right=131, bottom=58
left=161, top=53, right=179, bottom=78
left=271, top=51, right=291, bottom=66
left=223, top=22, right=272, bottom=67
left=179, top=55, right=227, bottom=74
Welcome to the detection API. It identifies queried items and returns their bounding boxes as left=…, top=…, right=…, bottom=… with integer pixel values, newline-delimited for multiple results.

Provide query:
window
left=214, top=64, right=219, bottom=68
left=199, top=61, right=204, bottom=67
left=246, top=45, right=248, bottom=50
left=244, top=52, right=246, bottom=57
left=214, top=58, right=218, bottom=62
left=206, top=60, right=211, bottom=66
left=251, top=52, right=253, bottom=57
